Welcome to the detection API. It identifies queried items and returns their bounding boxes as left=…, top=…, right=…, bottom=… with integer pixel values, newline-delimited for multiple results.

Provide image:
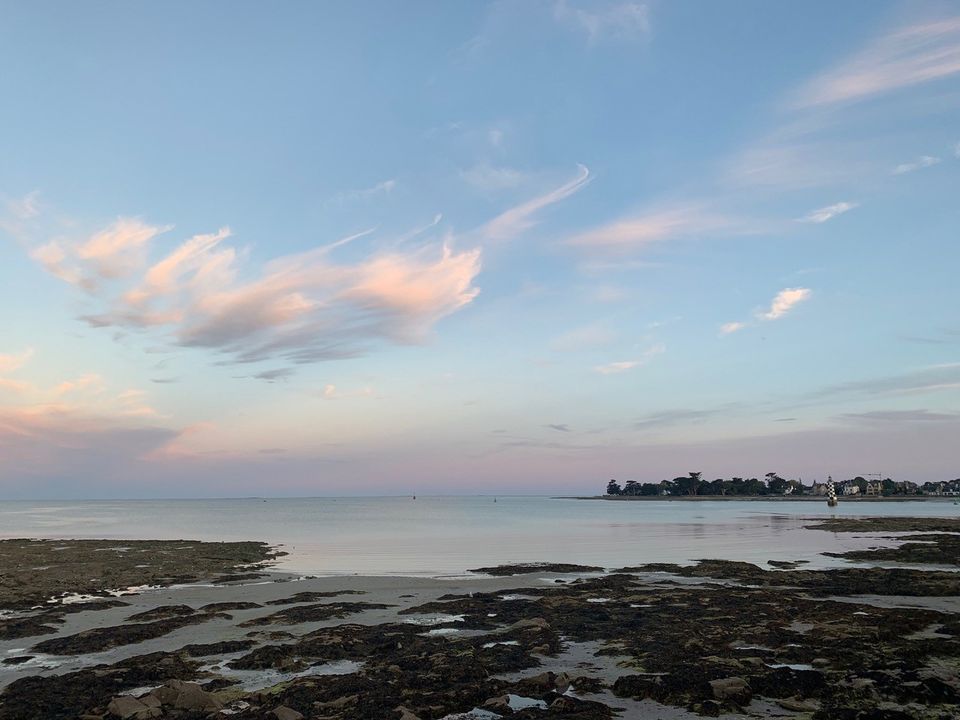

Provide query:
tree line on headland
left=605, top=472, right=960, bottom=497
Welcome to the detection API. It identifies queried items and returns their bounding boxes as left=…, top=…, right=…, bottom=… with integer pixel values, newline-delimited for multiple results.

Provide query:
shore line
left=560, top=494, right=951, bottom=501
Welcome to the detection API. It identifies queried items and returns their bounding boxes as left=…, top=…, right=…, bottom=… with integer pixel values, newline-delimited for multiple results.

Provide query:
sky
left=1, top=1, right=959, bottom=498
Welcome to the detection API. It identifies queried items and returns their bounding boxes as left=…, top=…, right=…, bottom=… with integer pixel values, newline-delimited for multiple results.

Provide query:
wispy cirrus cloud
left=808, top=363, right=960, bottom=400
left=594, top=343, right=664, bottom=375
left=565, top=204, right=755, bottom=253
left=482, top=164, right=590, bottom=241
left=839, top=409, right=959, bottom=425
left=798, top=201, right=858, bottom=223
left=554, top=1, right=650, bottom=44
left=792, top=16, right=960, bottom=108
left=892, top=154, right=942, bottom=174
left=328, top=179, right=397, bottom=205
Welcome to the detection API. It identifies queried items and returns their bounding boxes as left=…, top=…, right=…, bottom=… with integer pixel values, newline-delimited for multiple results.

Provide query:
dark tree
left=606, top=479, right=622, bottom=495
left=765, top=472, right=789, bottom=495
left=674, top=472, right=702, bottom=496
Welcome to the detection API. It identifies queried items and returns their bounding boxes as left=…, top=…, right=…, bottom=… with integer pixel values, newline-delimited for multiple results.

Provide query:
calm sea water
left=0, top=497, right=954, bottom=576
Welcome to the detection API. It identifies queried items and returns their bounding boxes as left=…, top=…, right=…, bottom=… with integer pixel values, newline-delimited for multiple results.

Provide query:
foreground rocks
left=468, top=563, right=605, bottom=576
left=2, top=519, right=959, bottom=719
left=0, top=539, right=284, bottom=611
left=807, top=516, right=960, bottom=566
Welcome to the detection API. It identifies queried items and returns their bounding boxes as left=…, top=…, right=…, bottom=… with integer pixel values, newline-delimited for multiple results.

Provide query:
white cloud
left=793, top=17, right=960, bottom=108
left=319, top=384, right=374, bottom=400
left=719, top=322, right=746, bottom=335
left=892, top=155, right=942, bottom=174
left=554, top=1, right=650, bottom=43
left=798, top=201, right=858, bottom=223
left=483, top=164, right=590, bottom=241
left=593, top=343, right=664, bottom=374
left=760, top=287, right=811, bottom=321
left=594, top=360, right=640, bottom=374
left=722, top=288, right=812, bottom=335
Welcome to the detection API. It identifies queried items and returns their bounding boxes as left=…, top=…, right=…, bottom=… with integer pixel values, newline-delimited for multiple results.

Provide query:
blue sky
left=1, top=1, right=958, bottom=498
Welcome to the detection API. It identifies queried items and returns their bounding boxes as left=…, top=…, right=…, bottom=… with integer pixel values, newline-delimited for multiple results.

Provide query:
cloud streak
left=483, top=164, right=590, bottom=241
left=892, top=155, right=942, bottom=174
left=793, top=16, right=960, bottom=108
left=798, top=201, right=858, bottom=223
left=554, top=1, right=650, bottom=44
left=594, top=343, right=664, bottom=375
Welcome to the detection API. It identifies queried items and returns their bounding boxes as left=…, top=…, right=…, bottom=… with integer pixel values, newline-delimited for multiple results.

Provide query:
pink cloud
left=30, top=218, right=483, bottom=368
left=793, top=17, right=960, bottom=108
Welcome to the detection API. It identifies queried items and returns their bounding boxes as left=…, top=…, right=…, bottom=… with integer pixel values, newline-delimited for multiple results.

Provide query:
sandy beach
left=1, top=516, right=959, bottom=720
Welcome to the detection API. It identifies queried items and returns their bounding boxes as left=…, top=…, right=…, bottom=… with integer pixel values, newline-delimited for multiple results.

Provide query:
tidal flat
left=0, top=518, right=959, bottom=720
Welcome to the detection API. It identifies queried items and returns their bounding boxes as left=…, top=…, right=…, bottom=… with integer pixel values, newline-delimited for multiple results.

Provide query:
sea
left=0, top=496, right=955, bottom=576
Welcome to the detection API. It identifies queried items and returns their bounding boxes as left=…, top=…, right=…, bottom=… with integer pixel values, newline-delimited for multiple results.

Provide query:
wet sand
left=0, top=518, right=958, bottom=719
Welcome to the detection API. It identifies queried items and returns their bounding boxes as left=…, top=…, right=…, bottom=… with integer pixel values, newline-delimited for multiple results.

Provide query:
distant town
left=604, top=472, right=960, bottom=497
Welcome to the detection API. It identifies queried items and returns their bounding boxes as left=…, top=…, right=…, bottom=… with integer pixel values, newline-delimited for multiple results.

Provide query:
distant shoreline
left=561, top=494, right=951, bottom=502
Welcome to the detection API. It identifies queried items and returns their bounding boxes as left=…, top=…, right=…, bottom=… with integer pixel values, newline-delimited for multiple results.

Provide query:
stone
left=481, top=695, right=512, bottom=713
left=776, top=697, right=820, bottom=712
left=153, top=680, right=223, bottom=712
left=271, top=706, right=304, bottom=720
left=106, top=696, right=159, bottom=720
left=708, top=676, right=752, bottom=705
left=501, top=617, right=550, bottom=633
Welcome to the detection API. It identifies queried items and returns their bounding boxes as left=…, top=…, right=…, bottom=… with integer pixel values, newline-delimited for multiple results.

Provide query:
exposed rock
left=468, top=562, right=604, bottom=576
left=126, top=605, right=196, bottom=622
left=708, top=676, right=752, bottom=705
left=0, top=539, right=282, bottom=611
left=199, top=601, right=263, bottom=612
left=239, top=601, right=391, bottom=627
left=106, top=696, right=159, bottom=719
left=178, top=639, right=255, bottom=656
left=264, top=591, right=366, bottom=606
left=271, top=707, right=304, bottom=720
left=31, top=612, right=226, bottom=655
